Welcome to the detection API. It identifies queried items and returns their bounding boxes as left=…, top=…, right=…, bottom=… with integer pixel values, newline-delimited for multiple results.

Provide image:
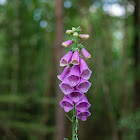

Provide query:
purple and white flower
left=79, top=58, right=92, bottom=80
left=68, top=89, right=84, bottom=102
left=71, top=50, right=80, bottom=65
left=76, top=78, right=91, bottom=93
left=60, top=95, right=74, bottom=112
left=59, top=76, right=74, bottom=95
left=75, top=94, right=91, bottom=112
left=81, top=48, right=91, bottom=59
left=67, top=65, right=80, bottom=87
left=57, top=65, right=70, bottom=81
left=77, top=109, right=91, bottom=121
left=60, top=51, right=72, bottom=67
left=62, top=40, right=73, bottom=47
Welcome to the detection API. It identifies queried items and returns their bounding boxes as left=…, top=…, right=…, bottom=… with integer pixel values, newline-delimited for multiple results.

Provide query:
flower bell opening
left=71, top=50, right=80, bottom=65
left=76, top=78, right=91, bottom=93
left=77, top=109, right=91, bottom=121
left=76, top=95, right=91, bottom=112
left=80, top=58, right=92, bottom=80
left=60, top=51, right=73, bottom=67
left=60, top=95, right=74, bottom=112
left=68, top=90, right=84, bottom=102
left=59, top=77, right=74, bottom=95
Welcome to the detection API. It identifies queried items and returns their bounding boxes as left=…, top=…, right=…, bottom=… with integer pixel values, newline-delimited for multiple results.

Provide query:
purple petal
left=79, top=58, right=92, bottom=80
left=57, top=65, right=70, bottom=81
left=59, top=77, right=74, bottom=95
left=60, top=95, right=74, bottom=112
left=77, top=109, right=91, bottom=121
left=67, top=65, right=80, bottom=87
left=71, top=50, right=80, bottom=65
left=60, top=51, right=73, bottom=67
left=76, top=94, right=91, bottom=112
left=81, top=48, right=91, bottom=59
left=68, top=90, right=84, bottom=102
left=76, top=78, right=91, bottom=93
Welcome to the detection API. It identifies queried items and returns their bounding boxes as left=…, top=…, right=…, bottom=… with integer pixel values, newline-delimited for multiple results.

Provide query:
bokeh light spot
left=0, top=0, right=6, bottom=5
left=40, top=20, right=48, bottom=28
left=64, top=1, right=72, bottom=9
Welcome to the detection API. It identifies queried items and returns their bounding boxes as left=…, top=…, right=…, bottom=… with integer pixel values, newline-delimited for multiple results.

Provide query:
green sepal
left=64, top=138, right=68, bottom=140
left=71, top=47, right=79, bottom=52
left=78, top=44, right=84, bottom=49
left=69, top=62, right=73, bottom=68
left=69, top=62, right=73, bottom=67
left=76, top=26, right=81, bottom=32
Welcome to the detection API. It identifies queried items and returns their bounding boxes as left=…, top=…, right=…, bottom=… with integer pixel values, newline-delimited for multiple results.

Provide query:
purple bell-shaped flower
left=81, top=48, right=91, bottom=59
left=59, top=76, right=74, bottom=95
left=67, top=65, right=80, bottom=87
left=77, top=109, right=91, bottom=121
left=71, top=50, right=80, bottom=65
left=76, top=78, right=91, bottom=93
left=79, top=58, right=92, bottom=80
left=60, top=95, right=74, bottom=112
left=57, top=65, right=70, bottom=81
left=68, top=89, right=84, bottom=102
left=60, top=51, right=73, bottom=67
left=75, top=94, right=91, bottom=112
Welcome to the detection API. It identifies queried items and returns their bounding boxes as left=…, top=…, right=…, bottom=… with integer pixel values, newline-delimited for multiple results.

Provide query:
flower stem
left=72, top=105, right=78, bottom=140
left=72, top=32, right=79, bottom=140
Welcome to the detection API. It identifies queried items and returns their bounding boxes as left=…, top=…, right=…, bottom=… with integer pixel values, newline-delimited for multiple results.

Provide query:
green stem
left=72, top=104, right=78, bottom=140
left=72, top=33, right=79, bottom=140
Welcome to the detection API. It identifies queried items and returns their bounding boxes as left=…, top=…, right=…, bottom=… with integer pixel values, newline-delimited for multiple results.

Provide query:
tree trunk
left=54, top=0, right=65, bottom=139
left=133, top=0, right=140, bottom=139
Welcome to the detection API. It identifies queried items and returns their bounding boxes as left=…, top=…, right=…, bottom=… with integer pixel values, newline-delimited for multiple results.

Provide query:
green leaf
left=65, top=114, right=73, bottom=122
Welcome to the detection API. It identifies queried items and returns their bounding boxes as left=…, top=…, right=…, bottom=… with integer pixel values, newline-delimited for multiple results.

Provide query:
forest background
left=0, top=0, right=140, bottom=140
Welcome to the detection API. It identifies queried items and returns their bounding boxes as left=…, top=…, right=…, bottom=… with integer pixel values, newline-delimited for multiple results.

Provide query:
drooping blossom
left=76, top=78, right=91, bottom=93
left=66, top=30, right=72, bottom=34
left=79, top=58, right=92, bottom=80
left=75, top=94, right=91, bottom=112
left=71, top=50, right=80, bottom=65
left=60, top=51, right=72, bottom=66
left=81, top=48, right=91, bottom=59
left=79, top=34, right=89, bottom=39
left=57, top=65, right=70, bottom=81
left=67, top=65, right=80, bottom=87
left=77, top=109, right=91, bottom=121
left=60, top=95, right=74, bottom=112
left=68, top=89, right=84, bottom=102
left=62, top=40, right=73, bottom=48
left=59, top=76, right=74, bottom=95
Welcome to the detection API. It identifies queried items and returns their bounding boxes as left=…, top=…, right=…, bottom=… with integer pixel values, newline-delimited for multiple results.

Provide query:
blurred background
left=0, top=0, right=140, bottom=140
